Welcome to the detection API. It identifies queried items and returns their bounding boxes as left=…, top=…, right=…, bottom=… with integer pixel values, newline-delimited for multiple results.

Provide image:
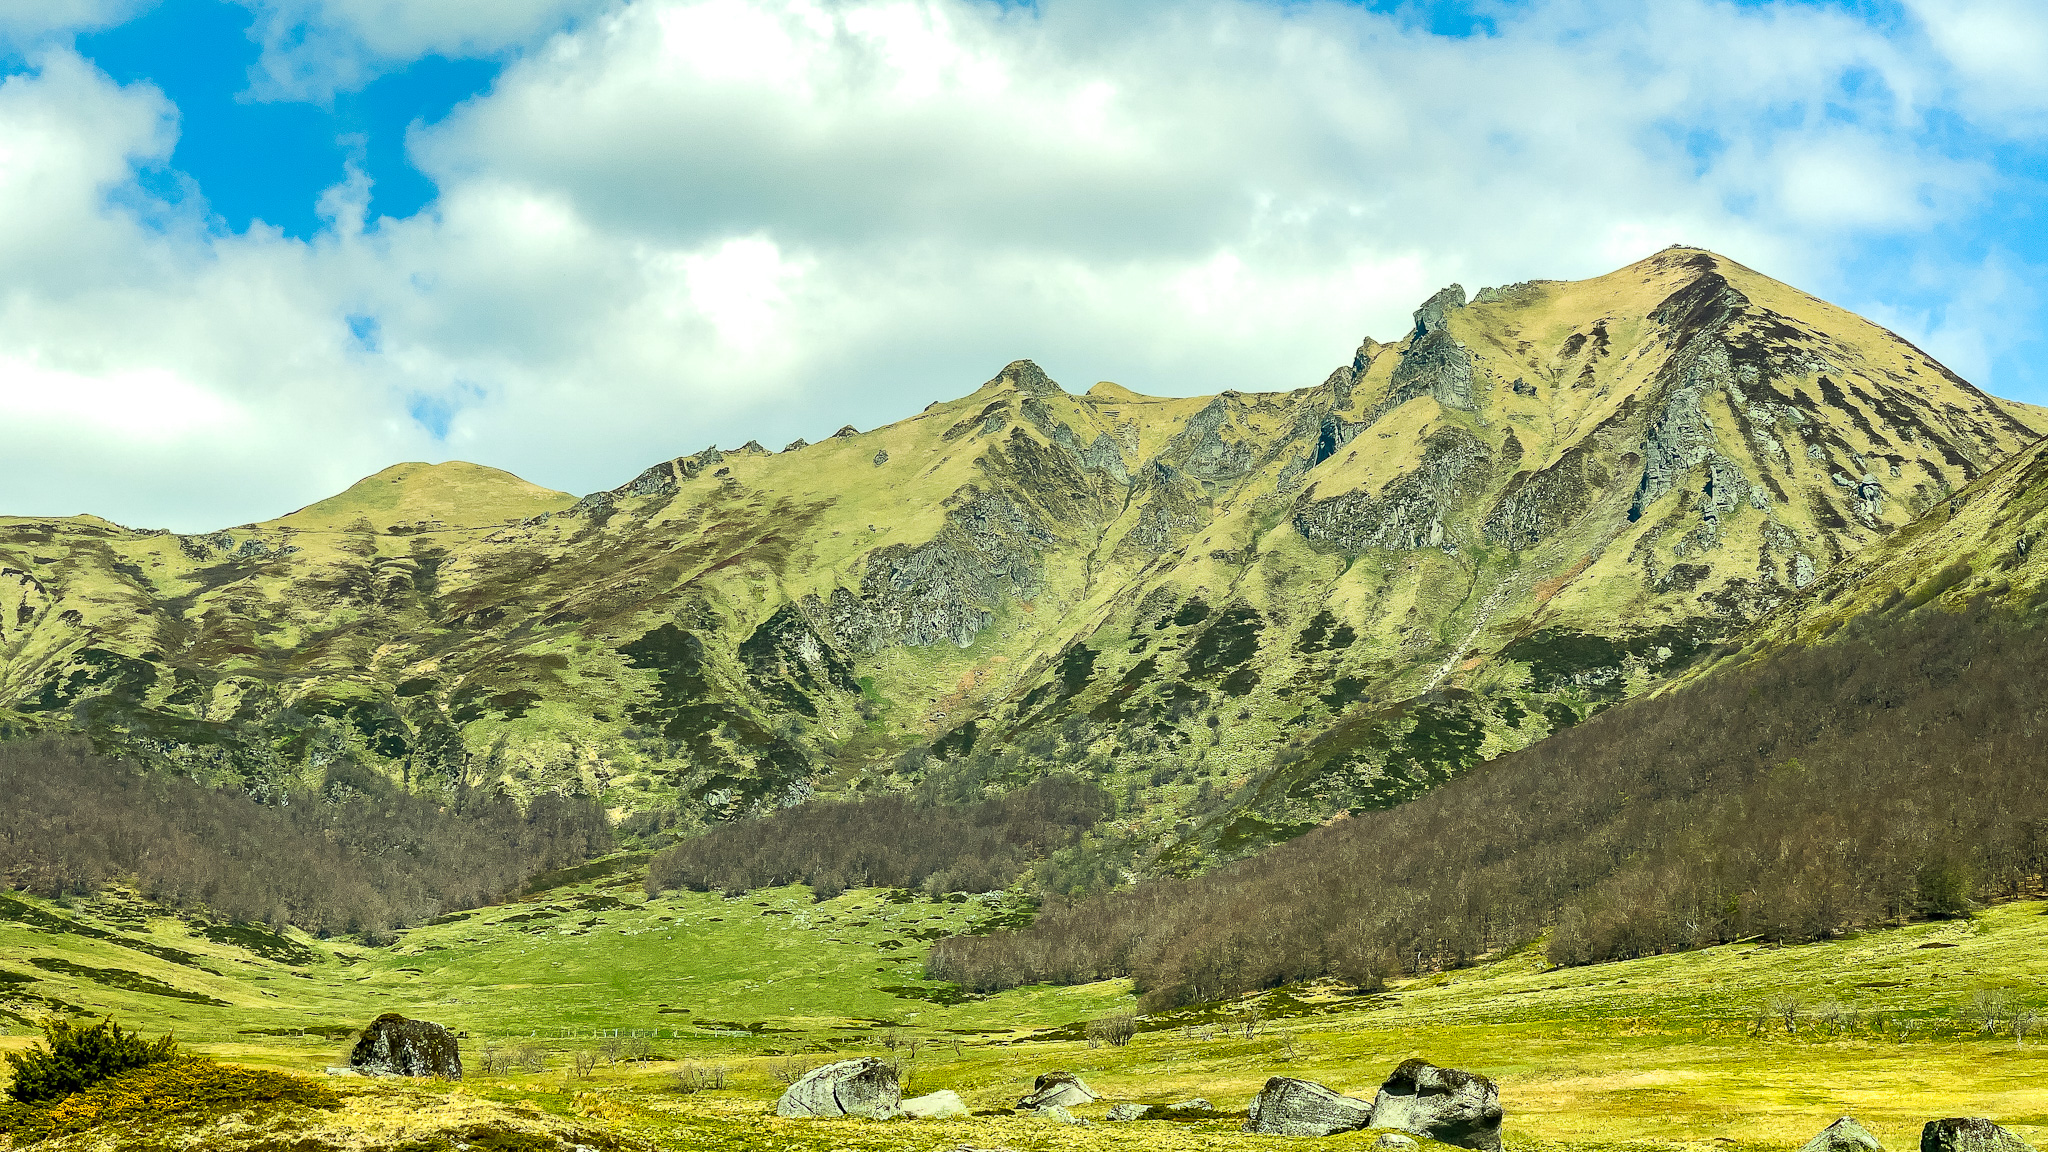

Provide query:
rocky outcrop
left=901, top=1089, right=969, bottom=1119
left=1370, top=1060, right=1502, bottom=1152
left=1802, top=1117, right=1887, bottom=1152
left=1166, top=398, right=1257, bottom=483
left=1484, top=444, right=1609, bottom=551
left=1412, top=284, right=1467, bottom=339
left=1385, top=331, right=1476, bottom=414
left=834, top=425, right=859, bottom=438
left=816, top=489, right=1051, bottom=652
left=1018, top=1071, right=1097, bottom=1109
left=1922, top=1119, right=2038, bottom=1152
left=990, top=359, right=1064, bottom=397
left=1295, top=428, right=1491, bottom=553
left=348, top=1013, right=462, bottom=1079
left=1242, top=1076, right=1375, bottom=1136
left=775, top=1057, right=902, bottom=1119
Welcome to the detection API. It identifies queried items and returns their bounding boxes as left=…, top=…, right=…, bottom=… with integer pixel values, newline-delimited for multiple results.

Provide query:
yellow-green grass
left=10, top=868, right=2048, bottom=1150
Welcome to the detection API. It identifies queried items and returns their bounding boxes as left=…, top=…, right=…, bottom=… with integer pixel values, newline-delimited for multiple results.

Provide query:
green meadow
left=5, top=857, right=2048, bottom=1150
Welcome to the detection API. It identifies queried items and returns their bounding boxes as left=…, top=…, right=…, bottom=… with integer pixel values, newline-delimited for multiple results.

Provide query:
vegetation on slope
left=930, top=592, right=2048, bottom=1007
left=643, top=774, right=1114, bottom=899
left=0, top=738, right=611, bottom=938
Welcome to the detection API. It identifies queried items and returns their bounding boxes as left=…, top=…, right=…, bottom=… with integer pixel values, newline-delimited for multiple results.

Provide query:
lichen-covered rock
left=1370, top=1060, right=1502, bottom=1152
left=1242, top=1076, right=1375, bottom=1136
left=1922, top=1119, right=2037, bottom=1152
left=775, top=1057, right=902, bottom=1119
left=1028, top=1104, right=1088, bottom=1125
left=348, top=1013, right=462, bottom=1079
left=1375, top=1134, right=1419, bottom=1150
left=1803, top=1117, right=1887, bottom=1152
left=1018, top=1071, right=1097, bottom=1109
left=1107, top=1099, right=1218, bottom=1122
left=901, top=1089, right=968, bottom=1119
left=1107, top=1103, right=1149, bottom=1122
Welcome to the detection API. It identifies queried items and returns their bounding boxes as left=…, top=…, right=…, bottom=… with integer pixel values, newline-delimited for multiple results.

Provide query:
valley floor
left=5, top=862, right=2047, bottom=1150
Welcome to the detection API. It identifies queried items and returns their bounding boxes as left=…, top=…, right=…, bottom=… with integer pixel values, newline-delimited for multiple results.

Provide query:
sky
left=0, top=0, right=2045, bottom=532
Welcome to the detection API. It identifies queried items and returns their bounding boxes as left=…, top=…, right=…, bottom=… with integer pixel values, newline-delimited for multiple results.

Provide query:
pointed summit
left=986, top=360, right=1062, bottom=397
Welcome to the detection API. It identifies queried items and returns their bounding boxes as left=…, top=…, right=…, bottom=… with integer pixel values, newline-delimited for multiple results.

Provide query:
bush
left=2, top=1057, right=338, bottom=1142
left=4, top=1017, right=180, bottom=1105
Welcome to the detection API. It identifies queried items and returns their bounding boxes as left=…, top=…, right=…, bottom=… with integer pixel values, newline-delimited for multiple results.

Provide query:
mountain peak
left=984, top=359, right=1063, bottom=397
left=265, top=461, right=574, bottom=531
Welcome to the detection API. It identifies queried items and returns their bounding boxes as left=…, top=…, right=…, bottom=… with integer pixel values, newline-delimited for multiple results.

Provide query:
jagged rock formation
left=3, top=249, right=2042, bottom=864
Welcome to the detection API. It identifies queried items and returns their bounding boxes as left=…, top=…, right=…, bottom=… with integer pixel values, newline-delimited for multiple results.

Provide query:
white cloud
left=235, top=0, right=613, bottom=97
left=1907, top=0, right=2048, bottom=130
left=0, top=0, right=154, bottom=49
left=1, top=0, right=2044, bottom=531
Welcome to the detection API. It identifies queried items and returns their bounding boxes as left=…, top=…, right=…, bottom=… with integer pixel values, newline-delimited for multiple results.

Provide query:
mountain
left=3, top=247, right=2042, bottom=868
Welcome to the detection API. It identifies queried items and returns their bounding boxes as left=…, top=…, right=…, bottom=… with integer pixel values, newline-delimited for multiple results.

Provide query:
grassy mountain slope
left=5, top=872, right=2048, bottom=1152
left=2, top=248, right=2041, bottom=869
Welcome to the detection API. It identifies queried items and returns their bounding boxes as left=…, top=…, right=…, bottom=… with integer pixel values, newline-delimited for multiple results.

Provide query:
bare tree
left=2010, top=1006, right=2039, bottom=1048
left=1768, top=995, right=1804, bottom=1034
left=1971, top=990, right=2012, bottom=1034
left=1087, top=1012, right=1138, bottom=1048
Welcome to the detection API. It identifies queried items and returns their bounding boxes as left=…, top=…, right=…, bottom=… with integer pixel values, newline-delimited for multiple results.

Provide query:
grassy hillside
left=5, top=864, right=2048, bottom=1152
left=3, top=249, right=2043, bottom=874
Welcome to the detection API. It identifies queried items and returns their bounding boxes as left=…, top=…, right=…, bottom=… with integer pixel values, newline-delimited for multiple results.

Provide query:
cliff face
left=3, top=249, right=2042, bottom=863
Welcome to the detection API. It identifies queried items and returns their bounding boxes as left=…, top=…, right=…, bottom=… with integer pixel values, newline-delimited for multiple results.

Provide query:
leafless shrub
left=1971, top=990, right=2011, bottom=1033
left=510, top=1041, right=547, bottom=1073
left=572, top=1049, right=599, bottom=1079
left=769, top=1056, right=814, bottom=1084
left=671, top=1063, right=729, bottom=1094
left=2010, top=1005, right=2038, bottom=1048
left=1768, top=995, right=1803, bottom=1034
left=1087, top=1012, right=1138, bottom=1048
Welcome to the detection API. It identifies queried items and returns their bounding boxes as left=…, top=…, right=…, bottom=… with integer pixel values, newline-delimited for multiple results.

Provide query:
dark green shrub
left=3, top=1017, right=180, bottom=1104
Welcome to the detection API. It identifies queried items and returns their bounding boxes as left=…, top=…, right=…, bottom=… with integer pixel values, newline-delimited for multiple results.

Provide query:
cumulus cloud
left=0, top=0, right=154, bottom=49
left=0, top=0, right=2042, bottom=531
left=1907, top=0, right=2048, bottom=131
left=236, top=0, right=614, bottom=97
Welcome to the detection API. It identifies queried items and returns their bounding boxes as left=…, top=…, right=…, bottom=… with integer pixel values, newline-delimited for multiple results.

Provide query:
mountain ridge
left=3, top=246, right=2042, bottom=871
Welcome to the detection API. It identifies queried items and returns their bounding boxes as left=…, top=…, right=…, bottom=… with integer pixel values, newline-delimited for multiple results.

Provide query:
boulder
left=1370, top=1059, right=1503, bottom=1152
left=348, top=1013, right=462, bottom=1079
left=1029, top=1104, right=1088, bottom=1126
left=901, top=1089, right=969, bottom=1119
left=1803, top=1118, right=1887, bottom=1152
left=1923, top=1119, right=2038, bottom=1152
left=1019, top=1071, right=1097, bottom=1109
left=775, top=1057, right=902, bottom=1119
left=1107, top=1104, right=1150, bottom=1122
left=1376, top=1135, right=1420, bottom=1150
left=1243, top=1076, right=1376, bottom=1136
left=1167, top=1098, right=1215, bottom=1113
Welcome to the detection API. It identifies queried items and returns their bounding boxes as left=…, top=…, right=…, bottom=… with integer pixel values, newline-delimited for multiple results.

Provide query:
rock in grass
left=1923, top=1119, right=2038, bottom=1152
left=1018, top=1071, right=1096, bottom=1109
left=1107, top=1098, right=1221, bottom=1123
left=1375, top=1134, right=1420, bottom=1150
left=775, top=1057, right=903, bottom=1119
left=1370, top=1059, right=1503, bottom=1152
left=1804, top=1117, right=1887, bottom=1152
left=1107, top=1103, right=1149, bottom=1122
left=1242, top=1076, right=1376, bottom=1136
left=348, top=1013, right=462, bottom=1079
left=1029, top=1104, right=1088, bottom=1126
left=902, top=1090, right=969, bottom=1119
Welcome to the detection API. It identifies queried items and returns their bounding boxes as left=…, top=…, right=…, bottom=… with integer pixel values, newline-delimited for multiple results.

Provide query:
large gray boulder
left=901, top=1089, right=968, bottom=1119
left=775, top=1057, right=902, bottom=1119
left=348, top=1013, right=462, bottom=1080
left=1923, top=1119, right=2038, bottom=1152
left=1804, top=1117, right=1887, bottom=1152
left=1019, top=1071, right=1097, bottom=1109
left=1243, top=1076, right=1376, bottom=1136
left=1371, top=1059, right=1503, bottom=1152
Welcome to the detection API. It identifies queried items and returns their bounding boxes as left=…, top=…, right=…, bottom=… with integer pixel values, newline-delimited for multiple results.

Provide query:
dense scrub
left=644, top=775, right=1113, bottom=898
left=0, top=739, right=612, bottom=938
left=929, top=601, right=2048, bottom=1008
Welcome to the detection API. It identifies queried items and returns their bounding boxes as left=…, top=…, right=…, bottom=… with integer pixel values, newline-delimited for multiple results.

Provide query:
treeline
left=0, top=739, right=611, bottom=939
left=929, top=599, right=2048, bottom=1008
left=644, top=775, right=1113, bottom=899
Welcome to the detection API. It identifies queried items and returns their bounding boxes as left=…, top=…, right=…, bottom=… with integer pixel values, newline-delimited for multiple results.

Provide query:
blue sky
left=1, top=0, right=2046, bottom=530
